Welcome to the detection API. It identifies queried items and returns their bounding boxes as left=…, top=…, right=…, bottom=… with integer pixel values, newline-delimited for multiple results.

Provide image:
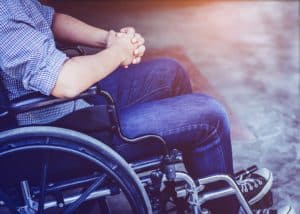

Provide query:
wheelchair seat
left=0, top=83, right=154, bottom=214
left=0, top=76, right=114, bottom=131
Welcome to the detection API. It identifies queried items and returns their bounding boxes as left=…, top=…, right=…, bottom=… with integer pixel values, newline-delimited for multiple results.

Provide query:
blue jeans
left=88, top=58, right=238, bottom=213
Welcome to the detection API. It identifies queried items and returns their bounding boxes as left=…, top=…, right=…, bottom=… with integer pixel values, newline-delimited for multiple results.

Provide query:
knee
left=149, top=58, right=192, bottom=93
left=201, top=95, right=230, bottom=133
left=157, top=58, right=188, bottom=79
left=187, top=94, right=230, bottom=134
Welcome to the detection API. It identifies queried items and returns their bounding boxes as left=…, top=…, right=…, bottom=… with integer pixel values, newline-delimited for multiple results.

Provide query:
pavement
left=50, top=0, right=300, bottom=212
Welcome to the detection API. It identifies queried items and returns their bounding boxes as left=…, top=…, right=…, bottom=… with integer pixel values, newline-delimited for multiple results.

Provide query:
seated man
left=0, top=0, right=292, bottom=213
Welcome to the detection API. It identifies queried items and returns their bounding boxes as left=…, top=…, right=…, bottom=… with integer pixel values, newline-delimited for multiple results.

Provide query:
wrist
left=95, top=29, right=109, bottom=48
left=103, top=30, right=110, bottom=47
left=108, top=45, right=126, bottom=65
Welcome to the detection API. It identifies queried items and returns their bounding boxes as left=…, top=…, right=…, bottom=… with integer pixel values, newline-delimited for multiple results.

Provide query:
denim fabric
left=87, top=57, right=238, bottom=213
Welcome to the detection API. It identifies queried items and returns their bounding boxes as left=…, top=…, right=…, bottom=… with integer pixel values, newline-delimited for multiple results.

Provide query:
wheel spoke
left=63, top=173, right=109, bottom=214
left=38, top=151, right=50, bottom=214
left=0, top=128, right=150, bottom=213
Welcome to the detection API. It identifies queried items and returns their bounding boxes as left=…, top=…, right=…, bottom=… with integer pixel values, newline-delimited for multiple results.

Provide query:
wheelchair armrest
left=58, top=46, right=86, bottom=57
left=56, top=41, right=86, bottom=57
left=9, top=45, right=100, bottom=114
left=10, top=86, right=98, bottom=114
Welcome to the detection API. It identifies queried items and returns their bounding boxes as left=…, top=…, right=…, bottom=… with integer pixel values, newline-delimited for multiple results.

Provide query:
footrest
left=234, top=165, right=258, bottom=179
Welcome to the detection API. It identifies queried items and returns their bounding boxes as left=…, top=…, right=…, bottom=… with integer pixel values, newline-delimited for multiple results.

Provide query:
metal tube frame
left=15, top=168, right=254, bottom=214
left=164, top=172, right=202, bottom=214
left=3, top=87, right=254, bottom=213
left=196, top=174, right=252, bottom=213
left=18, top=182, right=113, bottom=212
left=165, top=172, right=253, bottom=214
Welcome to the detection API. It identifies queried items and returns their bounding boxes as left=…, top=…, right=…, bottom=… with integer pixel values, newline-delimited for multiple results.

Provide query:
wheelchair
left=0, top=47, right=268, bottom=214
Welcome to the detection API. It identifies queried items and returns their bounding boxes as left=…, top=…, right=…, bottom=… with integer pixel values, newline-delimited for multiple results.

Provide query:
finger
left=134, top=45, right=146, bottom=57
left=137, top=36, right=145, bottom=46
left=124, top=65, right=129, bottom=69
left=131, top=33, right=140, bottom=43
left=127, top=27, right=135, bottom=35
left=121, top=27, right=135, bottom=35
left=107, top=30, right=115, bottom=39
left=132, top=57, right=141, bottom=64
left=131, top=37, right=137, bottom=43
left=131, top=33, right=144, bottom=45
left=116, top=32, right=124, bottom=38
left=120, top=28, right=127, bottom=33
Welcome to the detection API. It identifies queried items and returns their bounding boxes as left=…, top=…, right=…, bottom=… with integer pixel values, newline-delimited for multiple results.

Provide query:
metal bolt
left=58, top=202, right=64, bottom=208
left=48, top=183, right=54, bottom=187
left=201, top=208, right=210, bottom=214
left=0, top=201, right=5, bottom=206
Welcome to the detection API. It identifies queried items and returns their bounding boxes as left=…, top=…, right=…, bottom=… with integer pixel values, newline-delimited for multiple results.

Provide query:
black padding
left=50, top=105, right=113, bottom=133
left=0, top=79, right=8, bottom=115
left=0, top=79, right=17, bottom=130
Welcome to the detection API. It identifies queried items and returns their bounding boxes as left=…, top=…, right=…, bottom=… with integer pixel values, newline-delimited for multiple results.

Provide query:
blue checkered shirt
left=0, top=0, right=89, bottom=125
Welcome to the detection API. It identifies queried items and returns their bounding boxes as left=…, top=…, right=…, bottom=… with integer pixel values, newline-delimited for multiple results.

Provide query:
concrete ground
left=51, top=0, right=300, bottom=212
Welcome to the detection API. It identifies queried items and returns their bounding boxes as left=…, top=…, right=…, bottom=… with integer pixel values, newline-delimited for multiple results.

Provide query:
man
left=0, top=0, right=293, bottom=213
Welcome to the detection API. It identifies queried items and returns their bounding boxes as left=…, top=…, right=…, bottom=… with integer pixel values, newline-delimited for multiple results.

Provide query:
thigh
left=113, top=93, right=230, bottom=161
left=88, top=58, right=192, bottom=109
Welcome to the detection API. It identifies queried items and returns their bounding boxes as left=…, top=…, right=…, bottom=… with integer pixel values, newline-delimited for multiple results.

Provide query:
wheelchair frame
left=0, top=85, right=254, bottom=214
left=0, top=47, right=254, bottom=214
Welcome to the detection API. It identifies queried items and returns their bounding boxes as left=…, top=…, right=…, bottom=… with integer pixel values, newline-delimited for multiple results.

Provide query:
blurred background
left=48, top=0, right=300, bottom=211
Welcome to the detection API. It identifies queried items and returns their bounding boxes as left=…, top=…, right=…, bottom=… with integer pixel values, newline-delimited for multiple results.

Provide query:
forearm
left=52, top=13, right=108, bottom=48
left=52, top=47, right=123, bottom=98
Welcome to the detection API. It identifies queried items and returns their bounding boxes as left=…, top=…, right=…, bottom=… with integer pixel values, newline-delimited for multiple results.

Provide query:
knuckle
left=129, top=27, right=135, bottom=32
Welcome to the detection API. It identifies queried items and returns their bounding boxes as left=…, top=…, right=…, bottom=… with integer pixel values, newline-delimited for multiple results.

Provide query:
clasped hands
left=106, top=27, right=146, bottom=68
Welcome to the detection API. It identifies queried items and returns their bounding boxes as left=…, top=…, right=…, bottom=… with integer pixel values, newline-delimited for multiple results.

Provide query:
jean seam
left=158, top=122, right=221, bottom=146
left=158, top=123, right=216, bottom=135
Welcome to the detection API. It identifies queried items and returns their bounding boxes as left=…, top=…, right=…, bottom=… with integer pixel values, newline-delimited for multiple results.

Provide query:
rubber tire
left=0, top=126, right=152, bottom=214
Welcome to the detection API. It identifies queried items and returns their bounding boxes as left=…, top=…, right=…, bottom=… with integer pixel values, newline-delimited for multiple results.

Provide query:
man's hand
left=120, top=27, right=146, bottom=65
left=106, top=30, right=118, bottom=49
left=106, top=30, right=138, bottom=67
left=106, top=27, right=146, bottom=68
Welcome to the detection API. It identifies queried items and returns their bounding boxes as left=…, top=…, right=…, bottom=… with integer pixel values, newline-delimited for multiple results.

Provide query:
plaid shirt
left=0, top=0, right=89, bottom=125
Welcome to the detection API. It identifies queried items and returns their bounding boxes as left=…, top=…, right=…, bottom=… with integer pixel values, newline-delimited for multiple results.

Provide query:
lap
left=87, top=57, right=192, bottom=109
left=82, top=58, right=229, bottom=162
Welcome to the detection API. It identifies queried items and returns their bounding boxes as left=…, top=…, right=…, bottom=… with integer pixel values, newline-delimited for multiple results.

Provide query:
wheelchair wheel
left=0, top=126, right=151, bottom=214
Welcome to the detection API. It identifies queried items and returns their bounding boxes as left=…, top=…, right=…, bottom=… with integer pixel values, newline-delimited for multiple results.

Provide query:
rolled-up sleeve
left=0, top=18, right=68, bottom=96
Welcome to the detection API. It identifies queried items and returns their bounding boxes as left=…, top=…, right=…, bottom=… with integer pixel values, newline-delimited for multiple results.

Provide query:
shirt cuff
left=26, top=50, right=69, bottom=96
